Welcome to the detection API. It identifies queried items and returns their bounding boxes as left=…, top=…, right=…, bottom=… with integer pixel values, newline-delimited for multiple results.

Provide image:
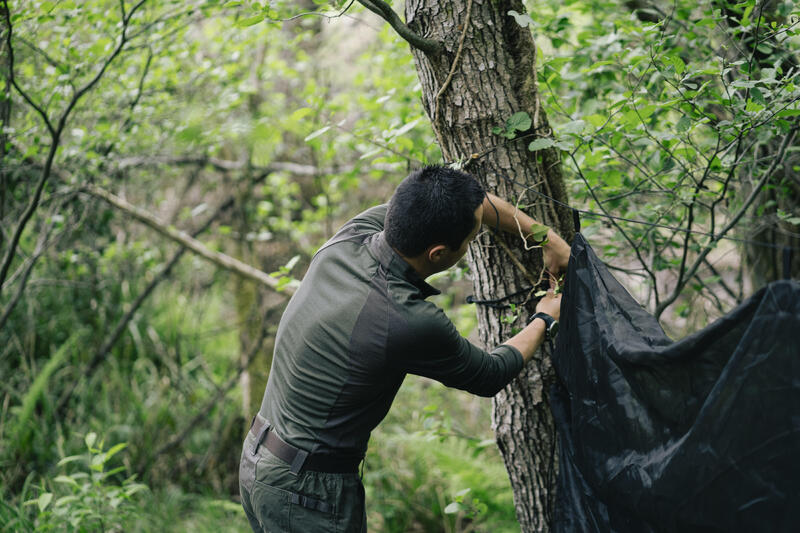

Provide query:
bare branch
left=83, top=184, right=293, bottom=294
left=56, top=191, right=243, bottom=415
left=357, top=0, right=442, bottom=55
left=115, top=154, right=401, bottom=175
left=116, top=155, right=321, bottom=174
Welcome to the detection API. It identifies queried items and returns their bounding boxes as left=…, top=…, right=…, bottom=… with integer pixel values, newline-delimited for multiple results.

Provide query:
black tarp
left=551, top=234, right=800, bottom=532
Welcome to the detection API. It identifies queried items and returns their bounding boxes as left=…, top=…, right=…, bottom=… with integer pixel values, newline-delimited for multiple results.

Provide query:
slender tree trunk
left=733, top=1, right=800, bottom=283
left=0, top=1, right=10, bottom=228
left=404, top=1, right=574, bottom=530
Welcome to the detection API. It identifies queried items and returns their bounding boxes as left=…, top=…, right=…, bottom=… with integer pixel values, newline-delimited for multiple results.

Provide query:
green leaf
left=750, top=87, right=765, bottom=105
left=529, top=223, right=550, bottom=243
left=57, top=455, right=83, bottom=467
left=444, top=502, right=462, bottom=514
left=284, top=255, right=300, bottom=273
left=289, top=107, right=314, bottom=121
left=528, top=138, right=554, bottom=151
left=507, top=10, right=534, bottom=28
left=104, top=442, right=128, bottom=462
left=236, top=14, right=264, bottom=27
left=506, top=111, right=532, bottom=133
left=671, top=55, right=685, bottom=76
left=554, top=139, right=574, bottom=151
left=90, top=453, right=106, bottom=471
left=560, top=119, right=585, bottom=135
left=54, top=475, right=79, bottom=487
left=304, top=126, right=331, bottom=142
left=676, top=115, right=692, bottom=132
left=745, top=99, right=764, bottom=113
left=38, top=493, right=53, bottom=512
left=55, top=495, right=79, bottom=507
left=389, top=119, right=420, bottom=138
left=85, top=432, right=97, bottom=450
left=585, top=114, right=606, bottom=128
left=740, top=3, right=754, bottom=26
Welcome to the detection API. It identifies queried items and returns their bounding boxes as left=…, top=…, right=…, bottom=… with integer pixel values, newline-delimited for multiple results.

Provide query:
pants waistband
left=249, top=414, right=361, bottom=475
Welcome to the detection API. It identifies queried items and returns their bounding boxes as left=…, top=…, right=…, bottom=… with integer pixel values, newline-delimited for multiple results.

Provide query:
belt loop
left=251, top=422, right=269, bottom=456
left=289, top=448, right=309, bottom=476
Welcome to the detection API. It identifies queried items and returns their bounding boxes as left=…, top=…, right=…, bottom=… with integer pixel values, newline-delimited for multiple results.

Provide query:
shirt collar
left=368, top=232, right=440, bottom=299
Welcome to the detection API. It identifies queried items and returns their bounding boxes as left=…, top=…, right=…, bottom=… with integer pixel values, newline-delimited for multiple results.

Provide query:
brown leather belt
left=249, top=414, right=361, bottom=475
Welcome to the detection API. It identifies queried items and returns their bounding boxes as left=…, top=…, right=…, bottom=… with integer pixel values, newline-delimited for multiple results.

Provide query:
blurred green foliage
left=2, top=0, right=798, bottom=531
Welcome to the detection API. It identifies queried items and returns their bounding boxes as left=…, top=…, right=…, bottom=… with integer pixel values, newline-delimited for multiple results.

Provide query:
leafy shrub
left=19, top=433, right=147, bottom=532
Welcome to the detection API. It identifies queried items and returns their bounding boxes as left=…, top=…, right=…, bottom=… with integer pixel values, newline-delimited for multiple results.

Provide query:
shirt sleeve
left=387, top=300, right=524, bottom=397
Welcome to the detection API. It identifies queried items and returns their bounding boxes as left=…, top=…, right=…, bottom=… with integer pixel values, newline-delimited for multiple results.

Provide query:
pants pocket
left=288, top=491, right=335, bottom=533
left=252, top=480, right=291, bottom=532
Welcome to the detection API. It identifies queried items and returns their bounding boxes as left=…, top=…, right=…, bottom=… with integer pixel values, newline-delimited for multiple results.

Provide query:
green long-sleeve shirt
left=258, top=204, right=523, bottom=459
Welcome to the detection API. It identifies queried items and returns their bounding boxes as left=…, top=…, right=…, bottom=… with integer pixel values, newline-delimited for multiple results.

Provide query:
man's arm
left=481, top=193, right=571, bottom=275
left=503, top=290, right=562, bottom=363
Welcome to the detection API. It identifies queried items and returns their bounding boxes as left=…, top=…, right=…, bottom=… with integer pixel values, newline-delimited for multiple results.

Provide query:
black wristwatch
left=529, top=312, right=559, bottom=341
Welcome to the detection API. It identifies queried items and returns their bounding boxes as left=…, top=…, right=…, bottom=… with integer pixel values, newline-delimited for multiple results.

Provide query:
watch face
left=549, top=321, right=559, bottom=338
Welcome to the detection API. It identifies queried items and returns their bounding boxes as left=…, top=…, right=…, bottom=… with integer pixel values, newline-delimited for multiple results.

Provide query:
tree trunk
left=0, top=2, right=11, bottom=234
left=733, top=2, right=800, bottom=284
left=404, top=1, right=575, bottom=530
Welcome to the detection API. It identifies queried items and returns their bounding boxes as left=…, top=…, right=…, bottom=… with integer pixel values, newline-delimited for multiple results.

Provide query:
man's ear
left=427, top=244, right=448, bottom=263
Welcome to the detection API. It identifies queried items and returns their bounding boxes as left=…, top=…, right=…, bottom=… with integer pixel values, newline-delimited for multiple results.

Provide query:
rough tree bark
left=392, top=1, right=576, bottom=530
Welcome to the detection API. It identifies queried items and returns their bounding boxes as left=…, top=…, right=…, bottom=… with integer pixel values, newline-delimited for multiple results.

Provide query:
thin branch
left=16, top=36, right=64, bottom=71
left=0, top=212, right=55, bottom=331
left=568, top=151, right=659, bottom=297
left=357, top=0, right=442, bottom=55
left=334, top=123, right=425, bottom=165
left=57, top=0, right=147, bottom=133
left=116, top=155, right=329, bottom=175
left=655, top=126, right=798, bottom=317
left=82, top=184, right=293, bottom=294
left=0, top=138, right=58, bottom=295
left=702, top=257, right=740, bottom=303
left=493, top=232, right=541, bottom=288
left=433, top=0, right=472, bottom=125
left=263, top=0, right=356, bottom=23
left=0, top=0, right=146, bottom=295
left=2, top=0, right=54, bottom=135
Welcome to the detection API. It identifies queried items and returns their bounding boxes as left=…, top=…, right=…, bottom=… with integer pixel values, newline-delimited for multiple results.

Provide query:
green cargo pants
left=239, top=429, right=367, bottom=532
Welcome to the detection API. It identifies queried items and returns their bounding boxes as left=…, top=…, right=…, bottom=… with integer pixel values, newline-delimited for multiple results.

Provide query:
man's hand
left=535, top=289, right=562, bottom=321
left=543, top=229, right=571, bottom=278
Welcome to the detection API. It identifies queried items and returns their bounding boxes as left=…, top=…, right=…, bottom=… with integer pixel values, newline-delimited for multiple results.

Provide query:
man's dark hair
left=385, top=165, right=485, bottom=256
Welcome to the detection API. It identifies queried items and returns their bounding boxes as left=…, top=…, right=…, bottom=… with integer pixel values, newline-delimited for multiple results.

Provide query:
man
left=239, top=165, right=571, bottom=532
